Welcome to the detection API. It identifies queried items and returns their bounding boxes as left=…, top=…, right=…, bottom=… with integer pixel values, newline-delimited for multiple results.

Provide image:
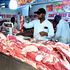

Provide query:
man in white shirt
left=54, top=15, right=70, bottom=44
left=23, top=8, right=54, bottom=41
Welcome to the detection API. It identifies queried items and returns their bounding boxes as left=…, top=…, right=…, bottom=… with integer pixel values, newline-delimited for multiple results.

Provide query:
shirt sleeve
left=23, top=20, right=34, bottom=28
left=48, top=21, right=54, bottom=38
left=55, top=23, right=62, bottom=40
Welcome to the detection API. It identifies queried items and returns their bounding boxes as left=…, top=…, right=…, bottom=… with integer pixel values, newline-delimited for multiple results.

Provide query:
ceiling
left=0, top=0, right=10, bottom=8
left=0, top=0, right=63, bottom=8
left=0, top=0, right=38, bottom=8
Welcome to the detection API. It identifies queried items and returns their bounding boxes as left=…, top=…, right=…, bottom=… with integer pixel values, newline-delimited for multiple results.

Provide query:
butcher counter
left=0, top=52, right=36, bottom=70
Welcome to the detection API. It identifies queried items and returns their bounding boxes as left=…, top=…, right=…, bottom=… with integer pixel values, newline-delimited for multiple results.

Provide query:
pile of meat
left=0, top=33, right=70, bottom=70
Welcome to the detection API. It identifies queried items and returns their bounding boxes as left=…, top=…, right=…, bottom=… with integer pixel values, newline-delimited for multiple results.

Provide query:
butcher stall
left=0, top=33, right=70, bottom=70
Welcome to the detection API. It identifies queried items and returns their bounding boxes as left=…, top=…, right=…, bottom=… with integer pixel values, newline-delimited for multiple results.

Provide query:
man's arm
left=55, top=23, right=62, bottom=39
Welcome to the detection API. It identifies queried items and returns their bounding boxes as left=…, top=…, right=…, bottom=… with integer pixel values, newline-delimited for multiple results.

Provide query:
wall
left=0, top=8, right=21, bottom=21
left=29, top=2, right=70, bottom=20
left=0, top=8, right=17, bottom=14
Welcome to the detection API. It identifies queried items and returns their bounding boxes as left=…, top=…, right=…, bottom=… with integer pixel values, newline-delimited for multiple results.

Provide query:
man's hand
left=39, top=31, right=48, bottom=36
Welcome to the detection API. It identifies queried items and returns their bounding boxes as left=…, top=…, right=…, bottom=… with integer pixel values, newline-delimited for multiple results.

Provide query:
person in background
left=11, top=17, right=20, bottom=35
left=11, top=17, right=18, bottom=29
left=23, top=8, right=54, bottom=41
left=54, top=15, right=70, bottom=44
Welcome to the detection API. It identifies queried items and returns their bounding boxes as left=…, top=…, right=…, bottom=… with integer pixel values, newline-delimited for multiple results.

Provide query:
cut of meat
left=21, top=45, right=38, bottom=55
left=36, top=62, right=51, bottom=70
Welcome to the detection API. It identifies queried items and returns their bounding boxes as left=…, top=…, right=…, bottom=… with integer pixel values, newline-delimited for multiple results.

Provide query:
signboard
left=17, top=0, right=35, bottom=7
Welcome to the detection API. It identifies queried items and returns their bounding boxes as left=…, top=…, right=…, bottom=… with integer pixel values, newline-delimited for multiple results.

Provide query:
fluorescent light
left=9, top=0, right=18, bottom=10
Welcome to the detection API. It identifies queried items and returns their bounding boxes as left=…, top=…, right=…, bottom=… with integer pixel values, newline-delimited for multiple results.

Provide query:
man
left=11, top=17, right=18, bottom=30
left=23, top=8, right=54, bottom=41
left=54, top=15, right=70, bottom=44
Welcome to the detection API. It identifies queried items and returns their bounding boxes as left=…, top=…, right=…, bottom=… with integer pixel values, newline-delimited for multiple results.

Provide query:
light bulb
left=9, top=0, right=18, bottom=10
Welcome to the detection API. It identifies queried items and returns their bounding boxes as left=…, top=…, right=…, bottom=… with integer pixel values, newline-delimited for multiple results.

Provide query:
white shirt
left=23, top=19, right=54, bottom=41
left=55, top=19, right=70, bottom=44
